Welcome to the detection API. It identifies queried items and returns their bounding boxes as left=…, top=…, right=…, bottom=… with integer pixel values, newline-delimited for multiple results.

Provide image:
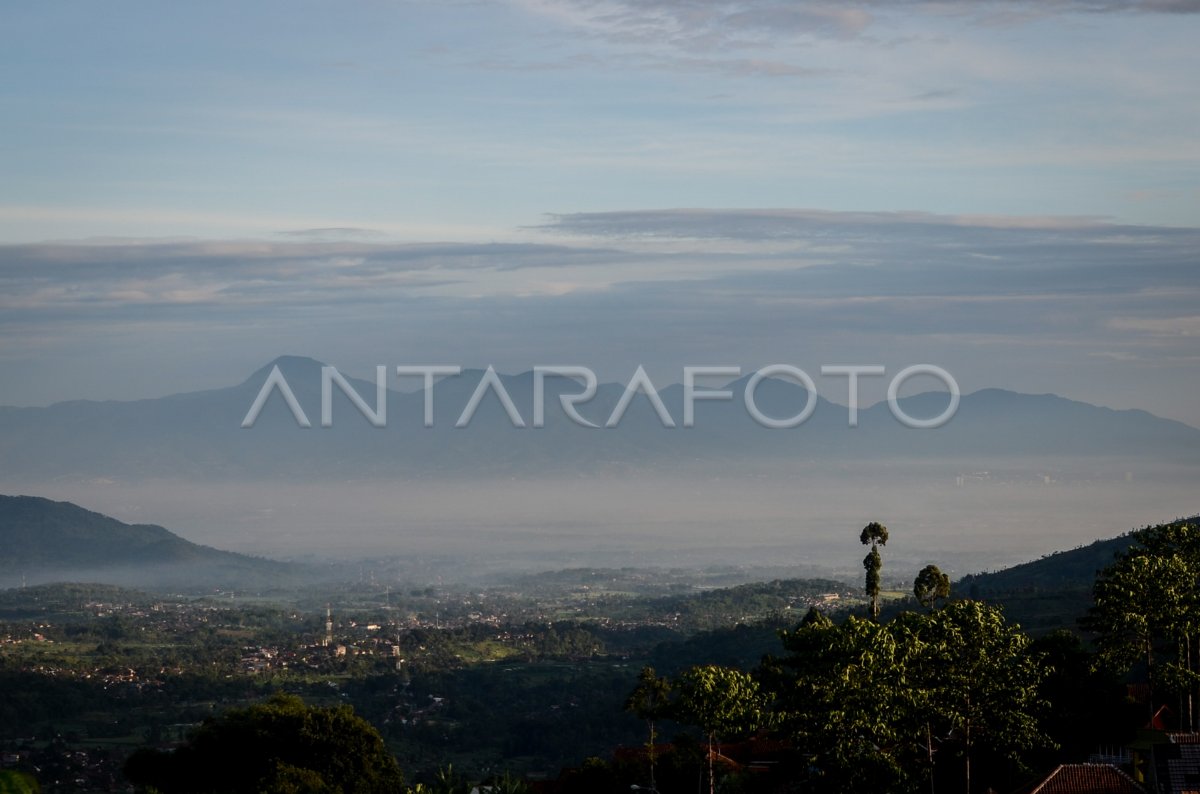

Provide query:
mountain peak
left=243, top=355, right=330, bottom=386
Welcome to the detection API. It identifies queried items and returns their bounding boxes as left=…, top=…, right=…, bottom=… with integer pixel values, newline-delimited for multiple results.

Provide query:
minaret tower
left=323, top=604, right=333, bottom=648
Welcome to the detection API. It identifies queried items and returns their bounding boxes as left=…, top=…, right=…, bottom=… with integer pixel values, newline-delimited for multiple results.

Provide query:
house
left=1150, top=733, right=1200, bottom=794
left=1012, top=763, right=1145, bottom=794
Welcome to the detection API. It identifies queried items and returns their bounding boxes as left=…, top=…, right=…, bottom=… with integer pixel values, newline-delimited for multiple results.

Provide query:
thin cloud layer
left=1, top=208, right=1197, bottom=425
left=0, top=240, right=627, bottom=314
left=517, top=0, right=1200, bottom=51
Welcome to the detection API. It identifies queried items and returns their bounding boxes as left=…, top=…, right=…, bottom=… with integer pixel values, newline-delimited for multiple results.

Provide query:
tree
left=1084, top=537, right=1200, bottom=728
left=1027, top=630, right=1138, bottom=766
left=771, top=613, right=926, bottom=793
left=906, top=601, right=1051, bottom=794
left=860, top=522, right=889, bottom=621
left=124, top=693, right=404, bottom=793
left=914, top=564, right=951, bottom=610
left=625, top=666, right=672, bottom=792
left=0, top=771, right=39, bottom=794
left=769, top=601, right=1051, bottom=794
left=670, top=665, right=766, bottom=794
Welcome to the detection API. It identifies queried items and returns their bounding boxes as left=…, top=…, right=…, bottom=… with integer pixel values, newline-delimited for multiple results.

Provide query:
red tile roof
left=1016, top=763, right=1145, bottom=794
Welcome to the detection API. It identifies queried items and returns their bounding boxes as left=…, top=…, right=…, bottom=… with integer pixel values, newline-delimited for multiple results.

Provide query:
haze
left=1, top=1, right=1197, bottom=579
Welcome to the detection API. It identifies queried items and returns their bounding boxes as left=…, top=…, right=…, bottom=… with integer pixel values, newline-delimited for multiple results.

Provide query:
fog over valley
left=2, top=358, right=1195, bottom=577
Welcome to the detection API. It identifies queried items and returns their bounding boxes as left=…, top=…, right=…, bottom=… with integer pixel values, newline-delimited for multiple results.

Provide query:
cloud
left=541, top=206, right=1200, bottom=234
left=2, top=206, right=1198, bottom=423
left=5, top=210, right=1196, bottom=331
left=534, top=208, right=1200, bottom=335
left=277, top=227, right=387, bottom=240
left=1109, top=315, right=1200, bottom=336
left=649, top=55, right=830, bottom=77
left=0, top=240, right=631, bottom=318
left=514, top=0, right=1200, bottom=52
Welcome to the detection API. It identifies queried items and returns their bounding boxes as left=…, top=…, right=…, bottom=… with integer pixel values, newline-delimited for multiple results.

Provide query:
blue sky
left=2, top=0, right=1199, bottom=424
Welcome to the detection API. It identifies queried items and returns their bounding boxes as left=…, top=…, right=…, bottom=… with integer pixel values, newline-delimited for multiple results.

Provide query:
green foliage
left=770, top=613, right=924, bottom=791
left=423, top=765, right=469, bottom=794
left=860, top=522, right=888, bottom=621
left=909, top=602, right=1051, bottom=774
left=124, top=693, right=404, bottom=793
left=859, top=522, right=889, bottom=547
left=913, top=564, right=951, bottom=610
left=0, top=771, right=39, bottom=794
left=767, top=600, right=1050, bottom=793
left=626, top=665, right=672, bottom=723
left=1084, top=518, right=1200, bottom=729
left=669, top=665, right=767, bottom=794
left=670, top=665, right=767, bottom=742
left=862, top=547, right=882, bottom=620
left=1086, top=551, right=1195, bottom=670
left=625, top=665, right=672, bottom=787
left=260, top=761, right=336, bottom=793
left=956, top=532, right=1141, bottom=635
left=959, top=534, right=1138, bottom=596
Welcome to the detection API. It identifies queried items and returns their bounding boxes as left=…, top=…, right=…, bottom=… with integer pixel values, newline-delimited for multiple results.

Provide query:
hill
left=0, top=495, right=296, bottom=590
left=956, top=516, right=1198, bottom=634
left=959, top=533, right=1138, bottom=597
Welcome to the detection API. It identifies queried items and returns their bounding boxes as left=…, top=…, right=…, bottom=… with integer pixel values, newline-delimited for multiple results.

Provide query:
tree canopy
left=860, top=522, right=889, bottom=621
left=124, top=693, right=404, bottom=794
left=760, top=600, right=1050, bottom=793
left=1084, top=519, right=1200, bottom=730
left=914, top=564, right=951, bottom=610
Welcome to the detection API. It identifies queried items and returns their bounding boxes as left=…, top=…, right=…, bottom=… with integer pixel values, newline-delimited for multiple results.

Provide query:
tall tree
left=1084, top=541, right=1200, bottom=727
left=670, top=665, right=766, bottom=794
left=861, top=521, right=889, bottom=621
left=906, top=601, right=1051, bottom=794
left=771, top=614, right=925, bottom=793
left=625, top=665, right=672, bottom=792
left=914, top=564, right=951, bottom=610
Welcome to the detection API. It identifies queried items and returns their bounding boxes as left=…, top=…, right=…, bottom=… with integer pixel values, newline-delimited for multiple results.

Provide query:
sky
left=2, top=0, right=1199, bottom=426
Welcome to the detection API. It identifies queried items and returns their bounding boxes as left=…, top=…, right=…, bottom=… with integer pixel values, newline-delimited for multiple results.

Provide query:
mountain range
left=0, top=355, right=1196, bottom=481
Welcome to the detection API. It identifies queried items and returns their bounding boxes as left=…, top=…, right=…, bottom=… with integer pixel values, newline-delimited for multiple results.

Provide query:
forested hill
left=0, top=494, right=295, bottom=589
left=958, top=533, right=1138, bottom=597
left=956, top=515, right=1199, bottom=634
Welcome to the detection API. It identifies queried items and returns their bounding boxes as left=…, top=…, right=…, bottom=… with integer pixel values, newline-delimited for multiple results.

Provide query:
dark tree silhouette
left=914, top=564, right=951, bottom=610
left=124, top=693, right=404, bottom=793
left=860, top=522, right=889, bottom=621
left=625, top=665, right=672, bottom=793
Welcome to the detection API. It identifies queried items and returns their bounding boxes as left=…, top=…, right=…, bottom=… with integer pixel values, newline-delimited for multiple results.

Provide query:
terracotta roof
left=1016, top=763, right=1145, bottom=794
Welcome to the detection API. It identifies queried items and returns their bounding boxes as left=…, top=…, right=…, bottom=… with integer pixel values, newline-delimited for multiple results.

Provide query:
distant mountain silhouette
left=0, top=355, right=1196, bottom=480
left=0, top=495, right=294, bottom=590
